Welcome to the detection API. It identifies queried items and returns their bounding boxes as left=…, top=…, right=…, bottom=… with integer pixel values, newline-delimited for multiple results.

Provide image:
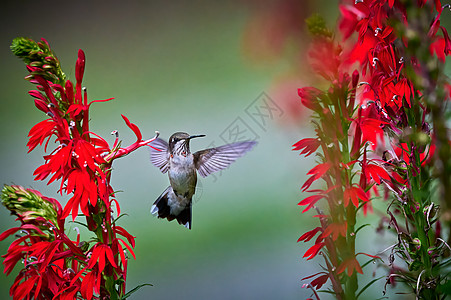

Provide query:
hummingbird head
left=168, top=132, right=205, bottom=156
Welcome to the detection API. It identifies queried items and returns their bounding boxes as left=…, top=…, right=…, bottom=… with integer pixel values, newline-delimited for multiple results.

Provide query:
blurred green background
left=0, top=1, right=449, bottom=299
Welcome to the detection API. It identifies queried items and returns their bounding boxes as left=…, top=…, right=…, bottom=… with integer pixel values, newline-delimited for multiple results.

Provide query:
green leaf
left=355, top=223, right=371, bottom=235
left=70, top=220, right=90, bottom=229
left=408, top=260, right=423, bottom=272
left=360, top=257, right=382, bottom=270
left=317, top=289, right=336, bottom=295
left=437, top=278, right=451, bottom=295
left=112, top=213, right=129, bottom=225
left=356, top=276, right=384, bottom=299
left=120, top=284, right=153, bottom=300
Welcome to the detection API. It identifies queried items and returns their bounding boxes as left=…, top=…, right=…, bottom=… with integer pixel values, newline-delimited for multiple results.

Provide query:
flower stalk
left=1, top=37, right=155, bottom=299
left=295, top=16, right=383, bottom=298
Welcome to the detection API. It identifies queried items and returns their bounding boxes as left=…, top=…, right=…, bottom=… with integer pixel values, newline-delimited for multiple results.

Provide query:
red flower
left=339, top=4, right=368, bottom=40
left=303, top=242, right=326, bottom=260
left=292, top=138, right=320, bottom=157
left=302, top=272, right=329, bottom=290
left=27, top=119, right=57, bottom=153
left=298, top=227, right=322, bottom=243
left=393, top=142, right=436, bottom=167
left=0, top=199, right=84, bottom=300
left=88, top=243, right=118, bottom=273
left=441, top=26, right=451, bottom=55
left=298, top=87, right=323, bottom=112
left=301, top=163, right=332, bottom=191
left=356, top=106, right=386, bottom=147
left=321, top=222, right=347, bottom=241
left=298, top=194, right=326, bottom=213
left=337, top=256, right=363, bottom=276
left=308, top=37, right=342, bottom=81
left=311, top=273, right=329, bottom=290
left=298, top=186, right=336, bottom=213
left=430, top=37, right=448, bottom=61
left=343, top=185, right=369, bottom=207
left=2, top=38, right=155, bottom=300
left=365, top=163, right=391, bottom=184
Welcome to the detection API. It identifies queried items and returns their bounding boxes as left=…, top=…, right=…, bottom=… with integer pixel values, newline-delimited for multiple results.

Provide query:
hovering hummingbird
left=149, top=132, right=257, bottom=229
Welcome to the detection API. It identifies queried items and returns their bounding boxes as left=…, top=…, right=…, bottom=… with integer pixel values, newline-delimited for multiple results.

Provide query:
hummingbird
left=149, top=132, right=257, bottom=229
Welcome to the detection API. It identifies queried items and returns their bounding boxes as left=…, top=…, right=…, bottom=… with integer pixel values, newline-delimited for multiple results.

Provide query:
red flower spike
left=395, top=78, right=413, bottom=107
left=1, top=40, right=160, bottom=300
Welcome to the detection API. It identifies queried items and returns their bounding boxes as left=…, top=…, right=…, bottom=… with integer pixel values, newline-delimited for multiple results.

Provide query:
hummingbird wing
left=149, top=137, right=170, bottom=173
left=193, top=141, right=257, bottom=178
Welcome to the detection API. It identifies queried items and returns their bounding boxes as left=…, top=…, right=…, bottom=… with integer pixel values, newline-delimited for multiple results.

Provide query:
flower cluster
left=1, top=38, right=156, bottom=299
left=295, top=0, right=450, bottom=298
left=340, top=0, right=450, bottom=297
left=294, top=17, right=384, bottom=298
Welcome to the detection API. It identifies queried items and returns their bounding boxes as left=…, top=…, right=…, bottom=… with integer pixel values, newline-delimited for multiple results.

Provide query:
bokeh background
left=0, top=1, right=449, bottom=299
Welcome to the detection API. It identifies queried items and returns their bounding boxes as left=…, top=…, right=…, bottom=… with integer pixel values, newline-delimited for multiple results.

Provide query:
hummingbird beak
left=188, top=134, right=206, bottom=139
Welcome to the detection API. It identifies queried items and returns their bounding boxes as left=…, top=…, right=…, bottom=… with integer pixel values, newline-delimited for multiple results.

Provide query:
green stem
left=345, top=204, right=358, bottom=300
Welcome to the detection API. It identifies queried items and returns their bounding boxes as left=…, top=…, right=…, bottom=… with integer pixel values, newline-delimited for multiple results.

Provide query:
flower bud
left=1, top=185, right=59, bottom=228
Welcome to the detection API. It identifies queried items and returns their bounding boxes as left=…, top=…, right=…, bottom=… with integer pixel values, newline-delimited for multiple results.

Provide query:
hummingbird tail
left=151, top=186, right=192, bottom=229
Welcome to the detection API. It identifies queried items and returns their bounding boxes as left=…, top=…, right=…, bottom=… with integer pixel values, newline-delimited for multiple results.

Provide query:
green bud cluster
left=1, top=185, right=59, bottom=228
left=11, top=37, right=66, bottom=86
left=305, top=14, right=333, bottom=38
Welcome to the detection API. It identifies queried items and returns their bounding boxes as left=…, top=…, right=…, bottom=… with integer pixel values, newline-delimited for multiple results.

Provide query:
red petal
left=121, top=114, right=142, bottom=141
left=114, top=226, right=135, bottom=248
left=14, top=277, right=37, bottom=300
left=366, top=164, right=390, bottom=184
left=311, top=274, right=329, bottom=289
left=298, top=227, right=322, bottom=243
left=104, top=246, right=118, bottom=268
left=303, top=242, right=325, bottom=260
left=292, top=138, right=320, bottom=157
left=0, top=227, right=21, bottom=241
left=307, top=163, right=331, bottom=178
left=118, top=238, right=136, bottom=259
left=298, top=194, right=324, bottom=213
